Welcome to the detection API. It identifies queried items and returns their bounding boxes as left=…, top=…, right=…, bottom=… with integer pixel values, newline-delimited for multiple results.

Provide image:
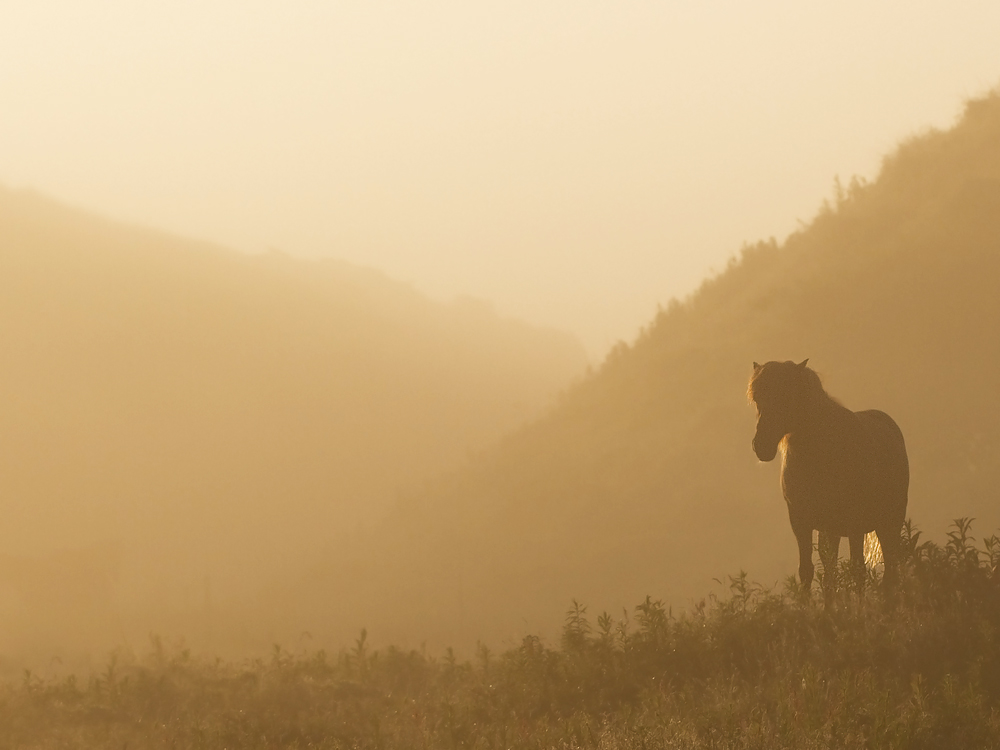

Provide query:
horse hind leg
left=876, top=522, right=904, bottom=593
left=848, top=533, right=866, bottom=594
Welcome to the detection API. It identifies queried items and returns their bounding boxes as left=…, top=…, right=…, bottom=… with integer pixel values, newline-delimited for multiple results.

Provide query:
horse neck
left=792, top=388, right=845, bottom=442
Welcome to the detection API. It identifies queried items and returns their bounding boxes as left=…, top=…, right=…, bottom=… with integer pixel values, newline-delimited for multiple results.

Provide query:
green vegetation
left=4, top=520, right=998, bottom=749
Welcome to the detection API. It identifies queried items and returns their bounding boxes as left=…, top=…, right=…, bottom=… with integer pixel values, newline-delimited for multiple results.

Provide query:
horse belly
left=782, top=457, right=880, bottom=535
left=811, top=498, right=879, bottom=536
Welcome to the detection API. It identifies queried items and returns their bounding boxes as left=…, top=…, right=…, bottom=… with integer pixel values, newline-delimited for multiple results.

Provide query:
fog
left=0, top=187, right=588, bottom=663
left=3, top=2, right=1000, bottom=678
left=3, top=2, right=1000, bottom=355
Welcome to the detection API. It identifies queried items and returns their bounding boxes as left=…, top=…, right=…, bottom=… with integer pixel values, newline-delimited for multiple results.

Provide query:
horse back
left=781, top=406, right=909, bottom=535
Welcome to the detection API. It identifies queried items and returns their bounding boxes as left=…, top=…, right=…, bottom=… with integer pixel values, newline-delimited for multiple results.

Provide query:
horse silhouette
left=747, top=359, right=909, bottom=595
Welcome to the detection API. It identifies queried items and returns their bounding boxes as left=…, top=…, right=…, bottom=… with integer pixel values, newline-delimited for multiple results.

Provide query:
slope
left=278, top=92, right=1000, bottom=650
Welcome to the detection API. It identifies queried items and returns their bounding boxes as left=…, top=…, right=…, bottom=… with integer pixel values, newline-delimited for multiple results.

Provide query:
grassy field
left=2, top=519, right=998, bottom=749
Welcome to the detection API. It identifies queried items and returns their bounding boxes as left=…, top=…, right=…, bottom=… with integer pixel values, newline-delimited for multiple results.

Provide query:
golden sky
left=2, top=1, right=1000, bottom=356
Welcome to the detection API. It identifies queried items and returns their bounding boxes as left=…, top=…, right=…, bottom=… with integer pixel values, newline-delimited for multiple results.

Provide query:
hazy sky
left=2, top=2, right=1000, bottom=357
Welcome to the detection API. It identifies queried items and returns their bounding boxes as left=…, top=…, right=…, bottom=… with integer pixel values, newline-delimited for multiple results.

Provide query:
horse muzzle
left=752, top=437, right=778, bottom=462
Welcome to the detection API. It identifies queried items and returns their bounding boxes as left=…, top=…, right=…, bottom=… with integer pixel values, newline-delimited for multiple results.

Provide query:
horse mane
left=804, top=366, right=851, bottom=412
left=801, top=366, right=828, bottom=403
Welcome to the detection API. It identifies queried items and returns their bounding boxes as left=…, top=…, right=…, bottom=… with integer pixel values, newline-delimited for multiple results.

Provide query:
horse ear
left=753, top=361, right=761, bottom=371
left=797, top=359, right=809, bottom=369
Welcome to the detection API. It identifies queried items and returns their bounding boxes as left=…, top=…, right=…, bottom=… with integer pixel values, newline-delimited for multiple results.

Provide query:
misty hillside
left=278, top=92, right=1000, bottom=649
left=0, top=189, right=587, bottom=655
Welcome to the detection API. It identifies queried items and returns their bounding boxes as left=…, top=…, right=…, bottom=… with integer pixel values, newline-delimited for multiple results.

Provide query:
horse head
left=747, top=359, right=813, bottom=461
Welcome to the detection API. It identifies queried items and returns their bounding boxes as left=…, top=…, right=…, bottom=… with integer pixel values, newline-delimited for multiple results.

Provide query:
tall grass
left=1, top=519, right=998, bottom=749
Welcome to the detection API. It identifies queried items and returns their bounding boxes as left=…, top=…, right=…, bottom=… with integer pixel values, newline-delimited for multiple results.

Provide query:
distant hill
left=0, top=189, right=587, bottom=656
left=275, top=92, right=1000, bottom=651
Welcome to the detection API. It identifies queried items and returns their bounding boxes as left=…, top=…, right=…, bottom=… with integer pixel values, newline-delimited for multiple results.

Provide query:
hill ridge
left=274, top=91, right=1000, bottom=650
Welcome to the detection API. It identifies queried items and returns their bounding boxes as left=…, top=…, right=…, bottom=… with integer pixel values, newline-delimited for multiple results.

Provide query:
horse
left=747, top=359, right=909, bottom=596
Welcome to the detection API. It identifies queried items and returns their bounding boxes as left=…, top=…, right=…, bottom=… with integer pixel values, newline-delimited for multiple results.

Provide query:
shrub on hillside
left=1, top=519, right=998, bottom=749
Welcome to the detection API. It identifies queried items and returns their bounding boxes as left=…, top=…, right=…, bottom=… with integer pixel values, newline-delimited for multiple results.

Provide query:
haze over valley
left=5, top=2, right=1000, bottom=356
left=0, top=188, right=586, bottom=657
left=6, top=4, right=1000, bottom=746
left=2, top=0, right=1000, bottom=689
left=2, top=91, right=1000, bottom=665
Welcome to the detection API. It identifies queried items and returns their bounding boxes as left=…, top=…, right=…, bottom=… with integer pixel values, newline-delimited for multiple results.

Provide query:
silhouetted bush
left=1, top=519, right=998, bottom=748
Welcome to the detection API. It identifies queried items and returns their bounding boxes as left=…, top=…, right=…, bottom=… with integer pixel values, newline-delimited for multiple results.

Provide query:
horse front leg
left=793, top=523, right=815, bottom=594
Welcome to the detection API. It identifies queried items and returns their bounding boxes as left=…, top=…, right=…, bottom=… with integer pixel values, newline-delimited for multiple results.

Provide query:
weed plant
left=1, top=519, right=998, bottom=749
